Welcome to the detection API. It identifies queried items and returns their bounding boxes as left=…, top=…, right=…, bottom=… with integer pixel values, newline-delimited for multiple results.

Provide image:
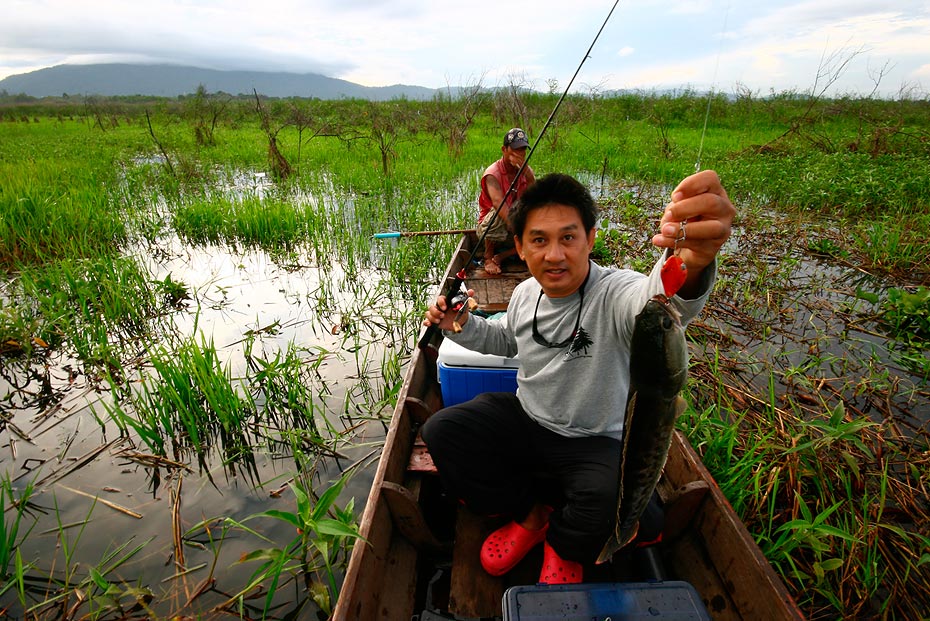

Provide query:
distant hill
left=0, top=63, right=439, bottom=100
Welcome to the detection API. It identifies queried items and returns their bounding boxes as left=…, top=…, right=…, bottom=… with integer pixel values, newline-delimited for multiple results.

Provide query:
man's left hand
left=652, top=169, right=734, bottom=281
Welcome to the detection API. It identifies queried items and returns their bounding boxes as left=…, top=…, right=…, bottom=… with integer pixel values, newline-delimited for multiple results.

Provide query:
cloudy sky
left=3, top=0, right=928, bottom=97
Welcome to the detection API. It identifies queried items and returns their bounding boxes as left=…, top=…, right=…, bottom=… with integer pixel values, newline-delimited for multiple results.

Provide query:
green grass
left=680, top=328, right=930, bottom=619
left=0, top=475, right=37, bottom=606
left=1, top=90, right=928, bottom=619
left=104, top=335, right=254, bottom=461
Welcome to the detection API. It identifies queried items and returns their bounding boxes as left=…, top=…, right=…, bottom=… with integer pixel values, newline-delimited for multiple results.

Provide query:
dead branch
left=145, top=109, right=176, bottom=177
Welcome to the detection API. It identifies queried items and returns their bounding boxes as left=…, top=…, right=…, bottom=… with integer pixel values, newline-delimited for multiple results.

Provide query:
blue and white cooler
left=437, top=337, right=519, bottom=407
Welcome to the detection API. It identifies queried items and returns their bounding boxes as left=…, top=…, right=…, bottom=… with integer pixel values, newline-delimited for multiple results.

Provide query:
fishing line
left=469, top=0, right=621, bottom=267
left=694, top=2, right=730, bottom=172
left=419, top=0, right=621, bottom=347
left=662, top=2, right=730, bottom=298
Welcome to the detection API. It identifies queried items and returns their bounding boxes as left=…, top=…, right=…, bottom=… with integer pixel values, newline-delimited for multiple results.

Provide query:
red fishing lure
left=661, top=255, right=687, bottom=297
left=660, top=220, right=688, bottom=297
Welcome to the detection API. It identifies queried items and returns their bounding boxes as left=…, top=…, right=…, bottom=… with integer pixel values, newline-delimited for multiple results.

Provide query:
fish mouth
left=651, top=294, right=682, bottom=323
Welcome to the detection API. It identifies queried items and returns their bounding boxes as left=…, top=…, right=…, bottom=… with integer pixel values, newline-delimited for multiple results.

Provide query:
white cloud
left=1, top=0, right=927, bottom=97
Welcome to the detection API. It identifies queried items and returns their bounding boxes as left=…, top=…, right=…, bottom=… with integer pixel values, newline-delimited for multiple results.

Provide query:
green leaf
left=812, top=525, right=858, bottom=543
left=309, top=581, right=331, bottom=615
left=238, top=547, right=285, bottom=564
left=314, top=518, right=362, bottom=539
left=878, top=523, right=909, bottom=538
left=290, top=481, right=311, bottom=520
left=796, top=494, right=813, bottom=523
left=811, top=500, right=844, bottom=527
left=840, top=451, right=861, bottom=481
left=256, top=509, right=301, bottom=529
left=855, top=286, right=879, bottom=304
left=15, top=549, right=25, bottom=601
left=819, top=558, right=844, bottom=572
left=311, top=477, right=347, bottom=522
left=89, top=567, right=110, bottom=592
left=813, top=562, right=825, bottom=582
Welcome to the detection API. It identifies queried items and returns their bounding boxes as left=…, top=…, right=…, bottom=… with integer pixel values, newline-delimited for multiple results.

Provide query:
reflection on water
left=0, top=168, right=477, bottom=617
left=0, top=235, right=401, bottom=613
left=2, top=171, right=926, bottom=617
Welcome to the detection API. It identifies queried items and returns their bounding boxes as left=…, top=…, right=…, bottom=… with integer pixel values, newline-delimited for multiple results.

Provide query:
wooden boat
left=335, top=232, right=804, bottom=620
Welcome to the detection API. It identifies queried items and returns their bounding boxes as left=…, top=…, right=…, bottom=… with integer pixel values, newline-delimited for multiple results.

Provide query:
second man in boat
left=476, top=127, right=536, bottom=276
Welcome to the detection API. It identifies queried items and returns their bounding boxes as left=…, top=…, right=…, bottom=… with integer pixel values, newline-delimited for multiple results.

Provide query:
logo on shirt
left=564, top=326, right=593, bottom=361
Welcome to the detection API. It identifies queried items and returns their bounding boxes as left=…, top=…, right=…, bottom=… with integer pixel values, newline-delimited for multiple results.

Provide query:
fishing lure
left=660, top=220, right=688, bottom=297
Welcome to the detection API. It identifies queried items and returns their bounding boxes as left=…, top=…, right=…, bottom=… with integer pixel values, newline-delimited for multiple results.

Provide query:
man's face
left=514, top=203, right=595, bottom=298
left=502, top=145, right=527, bottom=169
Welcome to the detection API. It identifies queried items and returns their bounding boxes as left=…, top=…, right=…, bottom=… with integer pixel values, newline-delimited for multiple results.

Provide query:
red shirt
left=478, top=158, right=533, bottom=220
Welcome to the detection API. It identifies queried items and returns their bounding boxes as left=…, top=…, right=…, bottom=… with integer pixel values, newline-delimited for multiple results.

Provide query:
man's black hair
left=508, top=173, right=598, bottom=239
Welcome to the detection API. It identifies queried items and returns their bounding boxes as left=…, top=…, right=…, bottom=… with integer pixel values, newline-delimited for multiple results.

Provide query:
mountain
left=0, top=63, right=439, bottom=100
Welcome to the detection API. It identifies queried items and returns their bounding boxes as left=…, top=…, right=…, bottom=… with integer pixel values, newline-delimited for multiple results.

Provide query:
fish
left=597, top=294, right=689, bottom=564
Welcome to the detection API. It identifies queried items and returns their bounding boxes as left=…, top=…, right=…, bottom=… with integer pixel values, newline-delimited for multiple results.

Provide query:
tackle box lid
left=502, top=581, right=711, bottom=621
left=438, top=336, right=520, bottom=369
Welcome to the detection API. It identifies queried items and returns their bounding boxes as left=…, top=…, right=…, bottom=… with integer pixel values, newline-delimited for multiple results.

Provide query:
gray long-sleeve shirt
left=444, top=253, right=715, bottom=441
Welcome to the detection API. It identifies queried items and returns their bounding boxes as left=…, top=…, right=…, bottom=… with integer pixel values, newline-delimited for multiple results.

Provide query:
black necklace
left=532, top=270, right=590, bottom=349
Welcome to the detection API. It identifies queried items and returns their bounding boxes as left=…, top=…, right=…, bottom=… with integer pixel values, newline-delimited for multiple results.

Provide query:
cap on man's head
left=504, top=128, right=529, bottom=149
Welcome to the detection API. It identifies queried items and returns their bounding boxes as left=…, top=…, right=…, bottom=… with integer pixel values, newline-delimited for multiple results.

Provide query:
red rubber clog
left=480, top=521, right=548, bottom=576
left=539, top=540, right=583, bottom=584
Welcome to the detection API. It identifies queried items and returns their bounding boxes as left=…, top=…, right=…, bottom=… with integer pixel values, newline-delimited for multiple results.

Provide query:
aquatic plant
left=1, top=92, right=928, bottom=619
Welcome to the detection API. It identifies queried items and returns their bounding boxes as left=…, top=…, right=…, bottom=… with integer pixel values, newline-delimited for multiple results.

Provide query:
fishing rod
left=419, top=0, right=621, bottom=350
left=373, top=229, right=475, bottom=239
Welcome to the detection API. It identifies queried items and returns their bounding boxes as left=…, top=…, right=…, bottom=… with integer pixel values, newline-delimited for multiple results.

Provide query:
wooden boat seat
left=408, top=434, right=437, bottom=474
left=381, top=479, right=445, bottom=551
left=656, top=478, right=711, bottom=540
left=406, top=393, right=439, bottom=474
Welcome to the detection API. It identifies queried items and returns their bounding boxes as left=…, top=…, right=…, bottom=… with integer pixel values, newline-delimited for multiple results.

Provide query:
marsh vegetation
left=1, top=85, right=928, bottom=619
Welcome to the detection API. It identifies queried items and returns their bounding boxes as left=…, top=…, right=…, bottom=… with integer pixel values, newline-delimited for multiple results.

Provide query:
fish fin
left=673, top=395, right=687, bottom=419
left=617, top=392, right=637, bottom=510
left=626, top=521, right=640, bottom=547
left=621, top=392, right=637, bottom=452
left=595, top=522, right=639, bottom=564
left=599, top=393, right=643, bottom=565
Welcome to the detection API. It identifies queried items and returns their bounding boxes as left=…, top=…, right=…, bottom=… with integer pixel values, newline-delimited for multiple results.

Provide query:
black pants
left=421, top=392, right=663, bottom=564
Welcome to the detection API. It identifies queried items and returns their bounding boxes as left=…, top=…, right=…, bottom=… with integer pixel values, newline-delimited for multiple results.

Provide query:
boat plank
left=666, top=433, right=804, bottom=620
left=664, top=532, right=743, bottom=620
left=335, top=498, right=393, bottom=620
left=470, top=279, right=490, bottom=309
left=404, top=396, right=435, bottom=425
left=382, top=480, right=445, bottom=552
left=333, top=347, right=423, bottom=620
left=377, top=535, right=419, bottom=620
left=658, top=479, right=710, bottom=540
left=449, top=508, right=504, bottom=618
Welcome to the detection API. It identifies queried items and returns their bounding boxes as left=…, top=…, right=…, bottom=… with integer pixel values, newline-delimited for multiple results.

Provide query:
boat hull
left=335, top=233, right=802, bottom=620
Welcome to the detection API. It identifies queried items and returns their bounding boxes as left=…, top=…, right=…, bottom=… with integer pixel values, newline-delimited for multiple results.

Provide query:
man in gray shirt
left=422, top=171, right=734, bottom=584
